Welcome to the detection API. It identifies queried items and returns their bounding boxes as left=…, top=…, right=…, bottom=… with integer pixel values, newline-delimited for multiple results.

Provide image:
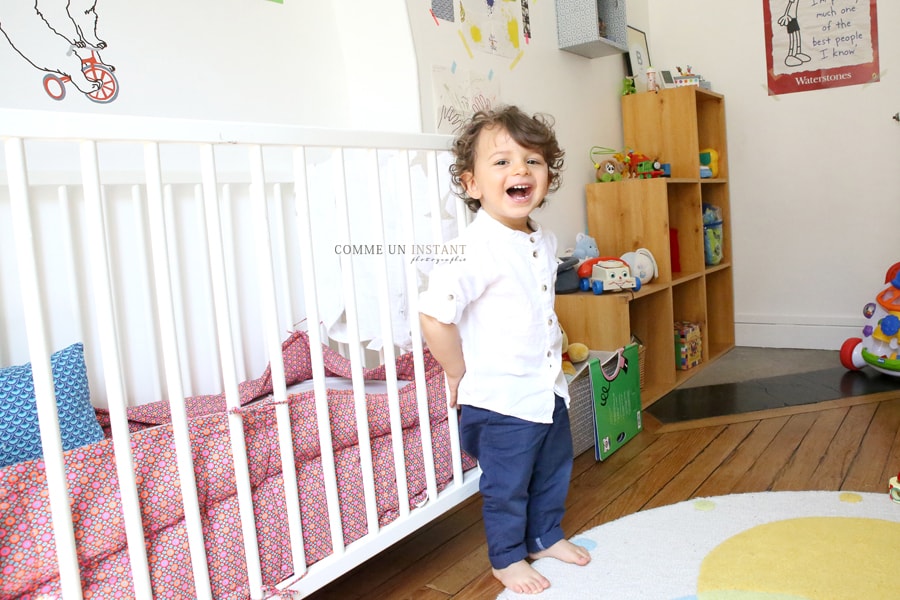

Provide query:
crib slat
left=291, top=146, right=344, bottom=559
left=271, top=183, right=294, bottom=332
left=5, top=137, right=84, bottom=599
left=398, top=157, right=440, bottom=494
left=57, top=186, right=86, bottom=341
left=334, top=147, right=380, bottom=534
left=248, top=145, right=305, bottom=585
left=77, top=141, right=156, bottom=599
left=252, top=169, right=306, bottom=573
left=130, top=184, right=164, bottom=402
left=219, top=183, right=250, bottom=382
left=192, top=183, right=226, bottom=391
left=162, top=184, right=196, bottom=395
left=198, top=147, right=264, bottom=583
left=366, top=148, right=411, bottom=517
left=143, top=142, right=213, bottom=598
left=415, top=149, right=443, bottom=499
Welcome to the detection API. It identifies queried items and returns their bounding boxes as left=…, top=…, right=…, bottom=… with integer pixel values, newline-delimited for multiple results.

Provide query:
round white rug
left=497, top=491, right=900, bottom=599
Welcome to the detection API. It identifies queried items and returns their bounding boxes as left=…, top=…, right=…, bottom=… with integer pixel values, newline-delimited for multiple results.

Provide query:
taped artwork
left=432, top=64, right=500, bottom=134
left=459, top=0, right=522, bottom=58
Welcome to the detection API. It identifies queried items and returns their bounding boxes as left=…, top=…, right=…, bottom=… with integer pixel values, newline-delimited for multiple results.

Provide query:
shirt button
left=530, top=236, right=536, bottom=243
left=542, top=284, right=548, bottom=291
left=447, top=294, right=454, bottom=300
left=532, top=251, right=538, bottom=258
left=546, top=350, right=551, bottom=357
left=547, top=318, right=553, bottom=326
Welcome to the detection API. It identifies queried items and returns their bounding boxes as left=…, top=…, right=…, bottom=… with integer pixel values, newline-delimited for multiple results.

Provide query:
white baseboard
left=735, top=316, right=863, bottom=351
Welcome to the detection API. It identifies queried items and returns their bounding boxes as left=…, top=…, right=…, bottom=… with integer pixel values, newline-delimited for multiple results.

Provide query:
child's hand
left=444, top=370, right=465, bottom=408
left=419, top=314, right=466, bottom=408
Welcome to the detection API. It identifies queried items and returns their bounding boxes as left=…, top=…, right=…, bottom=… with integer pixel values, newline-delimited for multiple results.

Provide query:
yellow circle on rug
left=697, top=517, right=899, bottom=599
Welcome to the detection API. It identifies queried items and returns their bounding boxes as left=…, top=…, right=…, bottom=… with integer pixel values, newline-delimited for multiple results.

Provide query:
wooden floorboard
left=306, top=395, right=900, bottom=600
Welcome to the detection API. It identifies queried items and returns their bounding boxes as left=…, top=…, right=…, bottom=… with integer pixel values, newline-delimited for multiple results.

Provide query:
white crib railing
left=0, top=108, right=479, bottom=599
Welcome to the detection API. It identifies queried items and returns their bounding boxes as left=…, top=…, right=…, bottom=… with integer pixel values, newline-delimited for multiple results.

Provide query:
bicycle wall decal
left=43, top=45, right=119, bottom=104
left=0, top=0, right=119, bottom=104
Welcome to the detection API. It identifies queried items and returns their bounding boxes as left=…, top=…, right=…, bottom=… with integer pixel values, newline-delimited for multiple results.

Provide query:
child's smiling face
left=461, top=125, right=550, bottom=232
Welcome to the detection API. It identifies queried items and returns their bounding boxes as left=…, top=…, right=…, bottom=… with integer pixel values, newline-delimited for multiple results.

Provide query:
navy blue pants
left=459, top=395, right=573, bottom=569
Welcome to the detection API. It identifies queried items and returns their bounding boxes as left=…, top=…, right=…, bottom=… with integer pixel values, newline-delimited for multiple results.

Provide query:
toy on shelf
left=590, top=146, right=626, bottom=182
left=623, top=149, right=665, bottom=179
left=635, top=159, right=665, bottom=179
left=619, top=248, right=658, bottom=285
left=570, top=232, right=600, bottom=260
left=841, top=262, right=900, bottom=377
left=674, top=321, right=702, bottom=370
left=702, top=203, right=724, bottom=266
left=646, top=67, right=659, bottom=93
left=621, top=76, right=636, bottom=96
left=589, top=146, right=667, bottom=181
left=700, top=148, right=719, bottom=178
left=577, top=257, right=642, bottom=295
left=596, top=158, right=626, bottom=182
left=674, top=65, right=710, bottom=89
left=561, top=326, right=590, bottom=376
left=556, top=255, right=581, bottom=294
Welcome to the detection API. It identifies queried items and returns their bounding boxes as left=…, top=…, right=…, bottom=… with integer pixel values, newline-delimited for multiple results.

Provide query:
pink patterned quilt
left=0, top=332, right=475, bottom=599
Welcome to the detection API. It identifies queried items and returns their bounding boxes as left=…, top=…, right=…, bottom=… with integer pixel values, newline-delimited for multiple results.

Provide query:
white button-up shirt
left=419, top=210, right=568, bottom=423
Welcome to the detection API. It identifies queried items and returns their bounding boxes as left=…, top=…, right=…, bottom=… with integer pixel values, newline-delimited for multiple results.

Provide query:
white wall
left=405, top=0, right=628, bottom=251
left=641, top=1, right=900, bottom=349
left=0, top=1, right=419, bottom=132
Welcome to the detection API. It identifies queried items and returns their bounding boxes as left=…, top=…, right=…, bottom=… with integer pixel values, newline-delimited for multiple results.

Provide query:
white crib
left=0, top=109, right=480, bottom=599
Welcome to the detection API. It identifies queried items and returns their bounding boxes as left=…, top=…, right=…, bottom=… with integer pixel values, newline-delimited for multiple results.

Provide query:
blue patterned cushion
left=0, top=343, right=104, bottom=468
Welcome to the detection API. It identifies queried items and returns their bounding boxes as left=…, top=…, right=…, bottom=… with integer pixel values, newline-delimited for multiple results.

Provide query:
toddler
left=419, top=105, right=591, bottom=594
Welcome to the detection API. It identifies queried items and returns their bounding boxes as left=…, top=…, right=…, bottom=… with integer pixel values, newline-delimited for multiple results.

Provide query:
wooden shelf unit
left=556, top=87, right=735, bottom=408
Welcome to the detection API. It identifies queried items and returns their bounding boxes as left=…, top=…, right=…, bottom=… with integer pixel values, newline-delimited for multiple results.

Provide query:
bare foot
left=529, top=539, right=592, bottom=566
left=492, top=559, right=550, bottom=594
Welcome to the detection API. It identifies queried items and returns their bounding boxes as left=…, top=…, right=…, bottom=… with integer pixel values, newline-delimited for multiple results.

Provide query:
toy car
left=577, top=257, right=642, bottom=295
left=840, top=261, right=900, bottom=377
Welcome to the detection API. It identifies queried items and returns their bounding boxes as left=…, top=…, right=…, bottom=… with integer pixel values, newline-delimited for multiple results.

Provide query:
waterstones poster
left=763, top=0, right=879, bottom=95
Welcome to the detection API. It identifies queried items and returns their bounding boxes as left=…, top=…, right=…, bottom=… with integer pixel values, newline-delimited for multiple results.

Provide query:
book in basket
left=587, top=343, right=643, bottom=461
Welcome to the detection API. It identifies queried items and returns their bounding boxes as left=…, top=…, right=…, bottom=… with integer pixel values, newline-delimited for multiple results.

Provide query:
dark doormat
left=648, top=367, right=900, bottom=424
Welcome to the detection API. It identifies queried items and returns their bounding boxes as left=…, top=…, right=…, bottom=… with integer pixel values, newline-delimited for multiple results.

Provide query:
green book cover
left=589, top=343, right=643, bottom=461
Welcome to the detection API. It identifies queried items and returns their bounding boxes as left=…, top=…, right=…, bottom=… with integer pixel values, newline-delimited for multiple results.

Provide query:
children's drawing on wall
left=763, top=0, right=879, bottom=96
left=432, top=64, right=500, bottom=134
left=459, top=0, right=522, bottom=59
left=0, top=0, right=119, bottom=103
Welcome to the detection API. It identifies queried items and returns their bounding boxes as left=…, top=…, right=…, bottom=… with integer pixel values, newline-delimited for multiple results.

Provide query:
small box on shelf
left=674, top=321, right=702, bottom=370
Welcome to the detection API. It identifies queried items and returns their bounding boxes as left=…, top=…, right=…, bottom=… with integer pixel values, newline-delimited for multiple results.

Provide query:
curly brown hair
left=449, top=105, right=565, bottom=213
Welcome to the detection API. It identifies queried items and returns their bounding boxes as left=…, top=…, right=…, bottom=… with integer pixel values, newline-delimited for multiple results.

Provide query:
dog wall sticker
left=0, top=0, right=119, bottom=103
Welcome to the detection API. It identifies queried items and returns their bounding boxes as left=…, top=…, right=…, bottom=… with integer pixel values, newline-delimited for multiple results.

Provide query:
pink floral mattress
left=0, top=332, right=475, bottom=599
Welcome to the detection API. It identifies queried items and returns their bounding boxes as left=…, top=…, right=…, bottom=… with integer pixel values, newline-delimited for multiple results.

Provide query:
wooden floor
left=307, top=392, right=900, bottom=600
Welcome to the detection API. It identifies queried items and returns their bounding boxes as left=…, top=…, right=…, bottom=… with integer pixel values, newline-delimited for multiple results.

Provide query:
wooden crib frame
left=0, top=108, right=480, bottom=599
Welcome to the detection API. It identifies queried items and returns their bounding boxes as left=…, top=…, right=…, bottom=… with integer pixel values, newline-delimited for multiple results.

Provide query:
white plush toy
left=620, top=248, right=659, bottom=285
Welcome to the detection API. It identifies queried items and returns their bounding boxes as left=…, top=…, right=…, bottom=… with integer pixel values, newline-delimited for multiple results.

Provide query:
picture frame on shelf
left=626, top=26, right=651, bottom=93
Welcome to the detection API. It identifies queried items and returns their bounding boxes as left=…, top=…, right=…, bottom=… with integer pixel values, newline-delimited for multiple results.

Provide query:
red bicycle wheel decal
left=81, top=64, right=119, bottom=103
left=43, top=74, right=66, bottom=101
